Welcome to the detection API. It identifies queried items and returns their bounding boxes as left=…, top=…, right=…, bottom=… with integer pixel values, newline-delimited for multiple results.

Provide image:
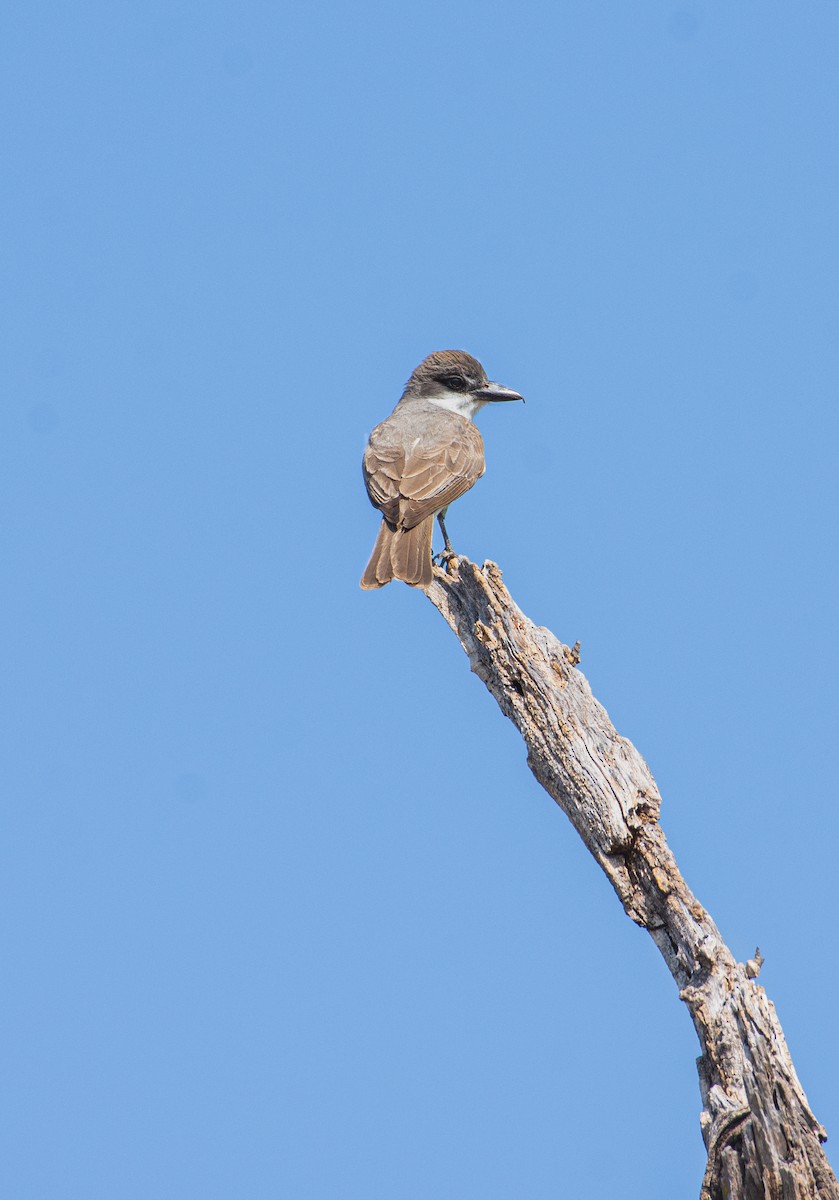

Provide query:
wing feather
left=363, top=409, right=486, bottom=531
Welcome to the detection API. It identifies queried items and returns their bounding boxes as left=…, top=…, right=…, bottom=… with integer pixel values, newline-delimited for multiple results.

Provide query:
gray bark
left=423, top=557, right=837, bottom=1200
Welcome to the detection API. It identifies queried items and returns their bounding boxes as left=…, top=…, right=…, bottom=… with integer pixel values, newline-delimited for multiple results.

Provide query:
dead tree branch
left=423, top=556, right=837, bottom=1200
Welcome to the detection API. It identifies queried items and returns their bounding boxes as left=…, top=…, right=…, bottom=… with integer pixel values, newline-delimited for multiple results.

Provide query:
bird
left=360, top=350, right=523, bottom=590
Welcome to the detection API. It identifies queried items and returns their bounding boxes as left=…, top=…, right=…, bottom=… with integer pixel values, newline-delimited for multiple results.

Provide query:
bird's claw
left=433, top=548, right=457, bottom=570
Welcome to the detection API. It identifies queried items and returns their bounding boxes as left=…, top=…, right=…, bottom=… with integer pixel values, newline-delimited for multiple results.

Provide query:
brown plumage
left=360, top=351, right=522, bottom=590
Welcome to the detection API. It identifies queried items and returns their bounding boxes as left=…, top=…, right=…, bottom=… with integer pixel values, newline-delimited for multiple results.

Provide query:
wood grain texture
left=423, top=556, right=837, bottom=1200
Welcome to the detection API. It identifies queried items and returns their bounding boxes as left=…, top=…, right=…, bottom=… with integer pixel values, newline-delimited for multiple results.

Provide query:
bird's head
left=403, top=350, right=524, bottom=418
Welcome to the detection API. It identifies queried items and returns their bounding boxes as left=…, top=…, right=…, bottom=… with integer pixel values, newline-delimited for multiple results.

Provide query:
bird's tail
left=360, top=518, right=434, bottom=590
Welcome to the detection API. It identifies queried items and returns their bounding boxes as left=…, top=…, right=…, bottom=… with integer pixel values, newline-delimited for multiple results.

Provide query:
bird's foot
left=433, top=548, right=458, bottom=571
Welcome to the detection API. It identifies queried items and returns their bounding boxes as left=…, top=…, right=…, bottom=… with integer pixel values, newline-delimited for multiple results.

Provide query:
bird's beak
left=475, top=381, right=525, bottom=403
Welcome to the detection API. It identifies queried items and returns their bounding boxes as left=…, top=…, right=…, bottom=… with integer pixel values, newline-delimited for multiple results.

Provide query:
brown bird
left=360, top=350, right=523, bottom=590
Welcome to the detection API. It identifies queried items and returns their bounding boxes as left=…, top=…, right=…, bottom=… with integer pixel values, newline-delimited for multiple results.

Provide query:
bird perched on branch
left=360, top=350, right=524, bottom=590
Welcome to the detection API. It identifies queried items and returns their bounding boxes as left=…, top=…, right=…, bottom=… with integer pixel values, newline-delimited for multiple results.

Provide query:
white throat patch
left=425, top=390, right=484, bottom=421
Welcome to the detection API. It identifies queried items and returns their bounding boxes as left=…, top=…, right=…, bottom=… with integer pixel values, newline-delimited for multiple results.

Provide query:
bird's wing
left=364, top=419, right=485, bottom=531
left=362, top=436, right=405, bottom=526
left=397, top=425, right=486, bottom=528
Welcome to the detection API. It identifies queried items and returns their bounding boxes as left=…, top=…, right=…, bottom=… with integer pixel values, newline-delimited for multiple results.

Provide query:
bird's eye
left=440, top=374, right=468, bottom=392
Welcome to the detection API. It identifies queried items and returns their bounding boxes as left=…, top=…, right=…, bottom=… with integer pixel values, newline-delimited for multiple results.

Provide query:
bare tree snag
left=423, top=556, right=837, bottom=1200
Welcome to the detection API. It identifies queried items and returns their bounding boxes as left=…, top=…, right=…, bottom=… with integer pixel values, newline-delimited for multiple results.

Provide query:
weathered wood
left=423, top=556, right=837, bottom=1200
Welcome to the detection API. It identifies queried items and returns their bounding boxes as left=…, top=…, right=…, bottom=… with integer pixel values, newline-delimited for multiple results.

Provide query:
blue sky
left=3, top=2, right=838, bottom=1197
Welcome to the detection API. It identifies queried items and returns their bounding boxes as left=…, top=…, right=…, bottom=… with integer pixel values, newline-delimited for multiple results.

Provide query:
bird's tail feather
left=360, top=519, right=434, bottom=590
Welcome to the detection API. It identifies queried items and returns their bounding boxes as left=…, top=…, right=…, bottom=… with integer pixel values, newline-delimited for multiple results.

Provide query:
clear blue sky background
left=3, top=3, right=838, bottom=1197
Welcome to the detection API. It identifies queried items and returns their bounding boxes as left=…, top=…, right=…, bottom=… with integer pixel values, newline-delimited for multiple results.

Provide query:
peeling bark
left=423, top=557, right=837, bottom=1200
